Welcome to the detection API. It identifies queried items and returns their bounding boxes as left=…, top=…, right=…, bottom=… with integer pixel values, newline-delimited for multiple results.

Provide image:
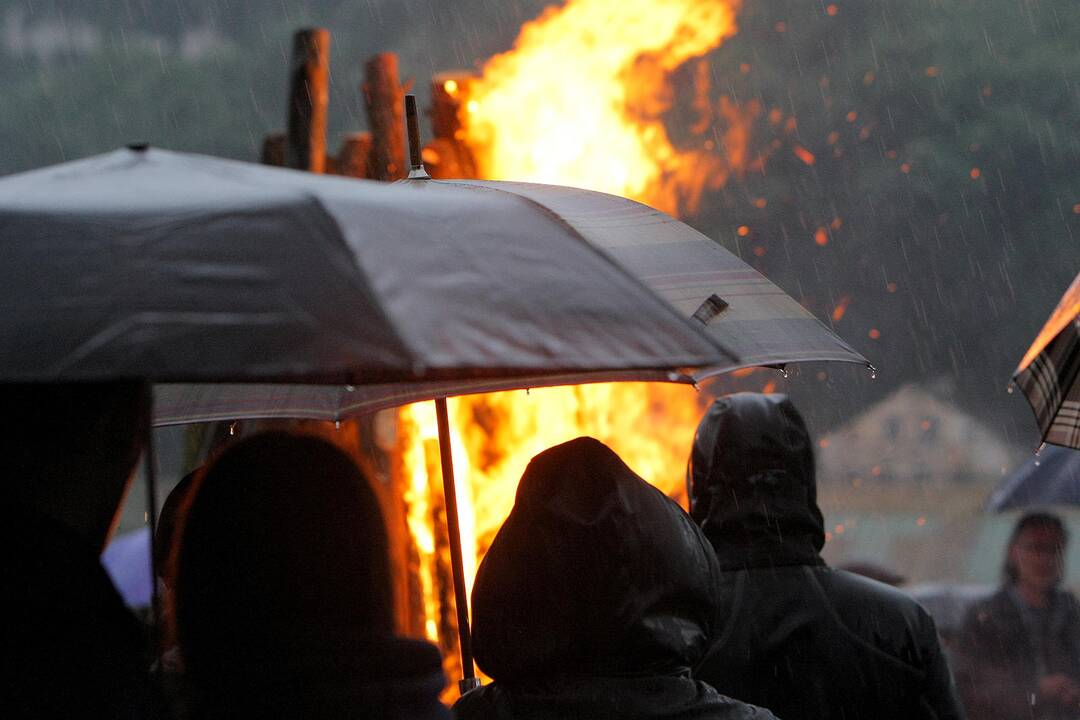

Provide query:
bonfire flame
left=400, top=384, right=703, bottom=628
left=459, top=0, right=744, bottom=215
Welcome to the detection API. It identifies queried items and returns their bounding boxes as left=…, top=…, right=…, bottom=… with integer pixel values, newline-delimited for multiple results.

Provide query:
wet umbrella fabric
left=988, top=445, right=1080, bottom=511
left=1014, top=271, right=1080, bottom=449
left=150, top=178, right=866, bottom=424
left=0, top=147, right=735, bottom=385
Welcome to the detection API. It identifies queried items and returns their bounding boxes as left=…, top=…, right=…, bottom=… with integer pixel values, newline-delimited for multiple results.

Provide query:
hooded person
left=172, top=432, right=450, bottom=720
left=688, top=393, right=964, bottom=720
left=452, top=436, right=775, bottom=720
left=2, top=381, right=153, bottom=719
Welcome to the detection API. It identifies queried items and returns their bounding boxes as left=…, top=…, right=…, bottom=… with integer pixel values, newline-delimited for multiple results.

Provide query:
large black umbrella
left=0, top=117, right=866, bottom=686
left=0, top=146, right=736, bottom=383
left=0, top=143, right=738, bottom=688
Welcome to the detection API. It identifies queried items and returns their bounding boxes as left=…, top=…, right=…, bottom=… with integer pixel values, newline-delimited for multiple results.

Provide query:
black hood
left=471, top=437, right=722, bottom=682
left=688, top=393, right=825, bottom=570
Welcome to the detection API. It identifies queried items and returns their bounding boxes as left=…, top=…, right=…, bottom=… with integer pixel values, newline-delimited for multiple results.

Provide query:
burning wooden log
left=425, top=73, right=479, bottom=180
left=332, top=132, right=373, bottom=179
left=260, top=133, right=286, bottom=167
left=286, top=28, right=331, bottom=173
left=363, top=53, right=407, bottom=181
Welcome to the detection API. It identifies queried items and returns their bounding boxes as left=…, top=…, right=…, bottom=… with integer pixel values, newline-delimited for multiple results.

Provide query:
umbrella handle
left=434, top=398, right=481, bottom=694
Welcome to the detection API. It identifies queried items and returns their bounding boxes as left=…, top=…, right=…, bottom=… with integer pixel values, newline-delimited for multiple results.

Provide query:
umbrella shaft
left=435, top=398, right=477, bottom=682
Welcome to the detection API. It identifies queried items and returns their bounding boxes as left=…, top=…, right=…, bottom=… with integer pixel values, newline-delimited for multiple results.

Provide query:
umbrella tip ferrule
left=404, top=95, right=430, bottom=180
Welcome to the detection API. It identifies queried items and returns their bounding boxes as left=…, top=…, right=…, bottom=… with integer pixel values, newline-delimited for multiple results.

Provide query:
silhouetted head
left=2, top=381, right=150, bottom=551
left=174, top=432, right=394, bottom=695
left=471, top=437, right=721, bottom=682
left=154, top=468, right=198, bottom=583
left=1004, top=511, right=1068, bottom=593
left=688, top=393, right=824, bottom=569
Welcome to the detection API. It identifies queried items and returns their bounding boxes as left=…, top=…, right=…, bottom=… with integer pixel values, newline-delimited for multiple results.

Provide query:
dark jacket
left=2, top=504, right=150, bottom=719
left=174, top=433, right=451, bottom=720
left=186, top=636, right=450, bottom=720
left=689, top=393, right=965, bottom=720
left=954, top=586, right=1080, bottom=720
left=453, top=437, right=774, bottom=720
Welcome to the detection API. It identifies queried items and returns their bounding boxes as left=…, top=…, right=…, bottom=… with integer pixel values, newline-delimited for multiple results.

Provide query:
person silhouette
left=172, top=432, right=449, bottom=719
left=3, top=381, right=152, bottom=719
left=688, top=393, right=963, bottom=720
left=454, top=436, right=774, bottom=720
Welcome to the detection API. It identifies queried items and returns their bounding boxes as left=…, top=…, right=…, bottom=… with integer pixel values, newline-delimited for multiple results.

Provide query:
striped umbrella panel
left=1015, top=272, right=1080, bottom=449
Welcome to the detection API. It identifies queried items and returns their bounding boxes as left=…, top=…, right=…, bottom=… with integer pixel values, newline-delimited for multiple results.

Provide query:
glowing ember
left=458, top=0, right=745, bottom=215
left=832, top=296, right=852, bottom=322
left=793, top=145, right=816, bottom=165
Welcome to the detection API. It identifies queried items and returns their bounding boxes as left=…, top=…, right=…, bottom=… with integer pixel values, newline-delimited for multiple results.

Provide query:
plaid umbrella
left=1014, top=272, right=1080, bottom=449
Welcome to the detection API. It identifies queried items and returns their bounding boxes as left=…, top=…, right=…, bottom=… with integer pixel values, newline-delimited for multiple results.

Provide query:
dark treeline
left=689, top=0, right=1079, bottom=440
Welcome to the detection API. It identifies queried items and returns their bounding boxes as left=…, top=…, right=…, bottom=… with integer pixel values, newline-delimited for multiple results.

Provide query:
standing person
left=453, top=437, right=775, bottom=720
left=2, top=382, right=152, bottom=719
left=688, top=393, right=964, bottom=720
left=954, top=512, right=1080, bottom=719
left=172, top=432, right=449, bottom=720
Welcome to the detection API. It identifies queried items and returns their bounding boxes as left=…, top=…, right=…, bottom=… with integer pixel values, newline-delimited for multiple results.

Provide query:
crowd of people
left=5, top=382, right=1079, bottom=719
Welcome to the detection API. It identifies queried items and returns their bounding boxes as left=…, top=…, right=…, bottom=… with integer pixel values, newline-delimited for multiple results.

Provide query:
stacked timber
left=262, top=28, right=477, bottom=183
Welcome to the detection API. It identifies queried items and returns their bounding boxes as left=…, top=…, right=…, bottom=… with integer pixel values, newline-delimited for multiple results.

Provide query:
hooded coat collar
left=471, top=437, right=723, bottom=682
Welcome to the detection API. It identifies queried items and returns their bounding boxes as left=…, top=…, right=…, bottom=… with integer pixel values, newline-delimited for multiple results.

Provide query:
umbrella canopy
left=0, top=147, right=735, bottom=385
left=988, top=445, right=1080, bottom=511
left=149, top=175, right=866, bottom=425
left=2, top=144, right=865, bottom=688
left=1014, top=272, right=1080, bottom=449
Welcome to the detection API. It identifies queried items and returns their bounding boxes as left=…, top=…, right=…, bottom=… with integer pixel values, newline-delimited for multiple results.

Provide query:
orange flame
left=400, top=383, right=708, bottom=683
left=458, top=0, right=745, bottom=214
